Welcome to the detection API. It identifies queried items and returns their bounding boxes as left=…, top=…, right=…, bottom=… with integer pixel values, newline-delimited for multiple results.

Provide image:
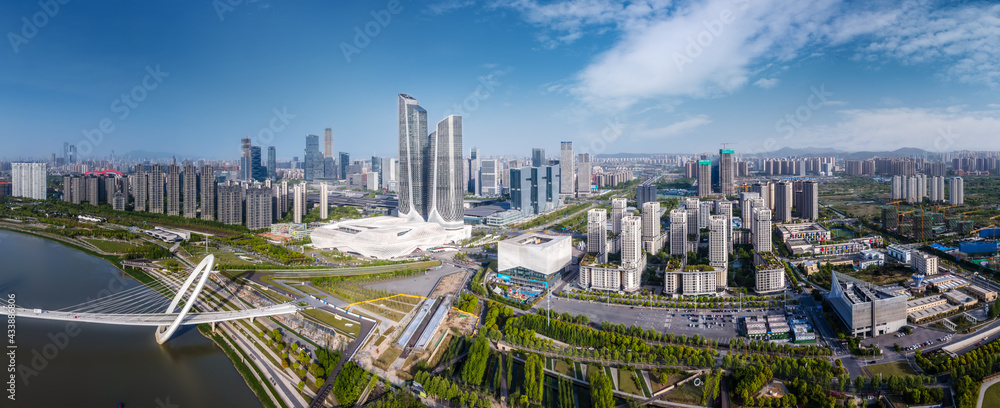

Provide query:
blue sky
left=2, top=0, right=999, bottom=161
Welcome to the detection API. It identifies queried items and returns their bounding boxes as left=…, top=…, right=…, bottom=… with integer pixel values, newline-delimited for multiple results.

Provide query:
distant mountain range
left=596, top=147, right=940, bottom=160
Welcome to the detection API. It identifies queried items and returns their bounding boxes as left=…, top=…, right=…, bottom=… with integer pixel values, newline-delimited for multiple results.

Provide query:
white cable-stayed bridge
left=0, top=255, right=303, bottom=343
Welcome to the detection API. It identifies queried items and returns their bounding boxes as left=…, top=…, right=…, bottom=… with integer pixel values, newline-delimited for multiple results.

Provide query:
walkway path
left=977, top=374, right=1000, bottom=408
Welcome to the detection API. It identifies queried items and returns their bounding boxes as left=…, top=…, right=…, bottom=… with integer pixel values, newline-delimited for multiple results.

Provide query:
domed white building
left=310, top=216, right=470, bottom=259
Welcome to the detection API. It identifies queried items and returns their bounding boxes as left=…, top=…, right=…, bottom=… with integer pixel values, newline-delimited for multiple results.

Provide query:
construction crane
left=970, top=214, right=1000, bottom=236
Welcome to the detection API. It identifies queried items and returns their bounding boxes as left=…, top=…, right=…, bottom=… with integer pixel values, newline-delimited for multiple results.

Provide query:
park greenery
left=332, top=362, right=371, bottom=406
left=311, top=269, right=423, bottom=303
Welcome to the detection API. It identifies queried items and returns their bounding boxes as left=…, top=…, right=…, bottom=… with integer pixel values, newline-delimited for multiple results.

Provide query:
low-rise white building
left=498, top=233, right=572, bottom=288
left=887, top=244, right=912, bottom=263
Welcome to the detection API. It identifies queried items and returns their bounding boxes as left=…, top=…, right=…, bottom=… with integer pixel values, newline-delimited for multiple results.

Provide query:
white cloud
left=494, top=0, right=1000, bottom=110
left=632, top=115, right=712, bottom=140
left=428, top=0, right=476, bottom=15
left=754, top=78, right=780, bottom=89
left=789, top=106, right=1000, bottom=152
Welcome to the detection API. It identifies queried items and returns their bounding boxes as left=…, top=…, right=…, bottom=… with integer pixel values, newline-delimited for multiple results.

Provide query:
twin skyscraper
left=397, top=94, right=465, bottom=231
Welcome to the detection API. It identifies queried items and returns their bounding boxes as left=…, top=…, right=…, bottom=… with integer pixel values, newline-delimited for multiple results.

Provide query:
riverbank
left=0, top=226, right=284, bottom=407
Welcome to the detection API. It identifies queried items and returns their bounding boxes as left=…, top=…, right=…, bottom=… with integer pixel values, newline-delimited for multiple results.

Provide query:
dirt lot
left=429, top=270, right=468, bottom=298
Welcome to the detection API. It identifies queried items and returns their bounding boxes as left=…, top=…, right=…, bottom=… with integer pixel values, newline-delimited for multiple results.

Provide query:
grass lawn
left=358, top=303, right=405, bottom=322
left=80, top=238, right=139, bottom=253
left=867, top=360, right=918, bottom=378
left=983, top=381, right=1000, bottom=407
left=618, top=369, right=644, bottom=396
left=288, top=283, right=324, bottom=296
left=300, top=309, right=360, bottom=338
left=552, top=359, right=574, bottom=378
left=663, top=376, right=703, bottom=405
left=373, top=347, right=403, bottom=370
left=189, top=247, right=258, bottom=266
left=650, top=373, right=687, bottom=392
left=604, top=367, right=616, bottom=389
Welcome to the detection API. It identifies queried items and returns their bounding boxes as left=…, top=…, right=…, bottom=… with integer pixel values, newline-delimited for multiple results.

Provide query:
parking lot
left=546, top=297, right=786, bottom=343
left=862, top=325, right=953, bottom=361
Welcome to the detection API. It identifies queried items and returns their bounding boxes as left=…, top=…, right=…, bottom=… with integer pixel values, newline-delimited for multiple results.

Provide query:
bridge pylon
left=155, top=255, right=215, bottom=344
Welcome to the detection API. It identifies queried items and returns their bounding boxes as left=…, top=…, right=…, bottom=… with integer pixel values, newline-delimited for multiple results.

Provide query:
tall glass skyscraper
left=397, top=93, right=464, bottom=230
left=719, top=149, right=735, bottom=196
left=339, top=152, right=351, bottom=180
left=427, top=115, right=464, bottom=229
left=250, top=146, right=264, bottom=181
left=304, top=134, right=323, bottom=181
left=267, top=146, right=276, bottom=180
left=398, top=93, right=428, bottom=221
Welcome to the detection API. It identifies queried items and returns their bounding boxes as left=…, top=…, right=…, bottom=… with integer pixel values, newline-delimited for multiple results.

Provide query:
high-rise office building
left=166, top=164, right=180, bottom=216
left=398, top=93, right=428, bottom=221
left=802, top=181, right=819, bottom=220
left=709, top=215, right=728, bottom=288
left=576, top=153, right=592, bottom=197
left=509, top=166, right=562, bottom=216
left=183, top=164, right=198, bottom=218
left=148, top=164, right=164, bottom=214
left=587, top=209, right=607, bottom=255
left=11, top=163, right=46, bottom=200
left=240, top=137, right=252, bottom=180
left=637, top=184, right=657, bottom=208
left=669, top=208, right=687, bottom=256
left=697, top=159, right=712, bottom=196
left=380, top=157, right=398, bottom=192
left=267, top=146, right=277, bottom=180
left=774, top=181, right=792, bottom=223
left=752, top=207, right=772, bottom=253
left=467, top=147, right=480, bottom=194
left=293, top=183, right=305, bottom=224
left=426, top=115, right=464, bottom=229
left=479, top=159, right=499, bottom=196
left=250, top=146, right=264, bottom=181
left=641, top=201, right=660, bottom=240
left=217, top=182, right=243, bottom=225
left=324, top=128, right=334, bottom=158
left=719, top=149, right=735, bottom=196
left=278, top=179, right=289, bottom=216
left=319, top=182, right=328, bottom=219
left=531, top=148, right=545, bottom=167
left=339, top=152, right=351, bottom=181
left=323, top=157, right=335, bottom=179
left=133, top=165, right=147, bottom=212
left=611, top=197, right=627, bottom=234
left=621, top=216, right=642, bottom=269
left=200, top=165, right=215, bottom=221
left=950, top=177, right=964, bottom=205
left=559, top=142, right=574, bottom=196
left=245, top=185, right=273, bottom=230
left=304, top=135, right=323, bottom=181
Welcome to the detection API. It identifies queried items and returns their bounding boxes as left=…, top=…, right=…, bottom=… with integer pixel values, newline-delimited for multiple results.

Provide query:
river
left=0, top=230, right=262, bottom=408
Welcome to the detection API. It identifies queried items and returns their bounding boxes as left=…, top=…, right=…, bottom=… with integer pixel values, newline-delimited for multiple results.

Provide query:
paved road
left=222, top=322, right=308, bottom=408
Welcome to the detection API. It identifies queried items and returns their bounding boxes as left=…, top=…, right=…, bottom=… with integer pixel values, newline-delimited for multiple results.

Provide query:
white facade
left=669, top=208, right=687, bottom=256
left=664, top=269, right=718, bottom=296
left=709, top=215, right=728, bottom=288
left=498, top=233, right=572, bottom=278
left=698, top=201, right=712, bottom=229
left=319, top=182, right=329, bottom=219
left=641, top=201, right=660, bottom=240
left=587, top=208, right=607, bottom=255
left=311, top=216, right=469, bottom=259
left=559, top=142, right=574, bottom=196
left=621, top=216, right=642, bottom=269
left=12, top=163, right=46, bottom=200
left=950, top=177, right=964, bottom=205
left=887, top=244, right=912, bottom=263
left=752, top=207, right=772, bottom=253
left=912, top=251, right=939, bottom=276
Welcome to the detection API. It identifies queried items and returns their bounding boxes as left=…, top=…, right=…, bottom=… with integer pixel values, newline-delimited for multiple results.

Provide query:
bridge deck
left=0, top=304, right=300, bottom=326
